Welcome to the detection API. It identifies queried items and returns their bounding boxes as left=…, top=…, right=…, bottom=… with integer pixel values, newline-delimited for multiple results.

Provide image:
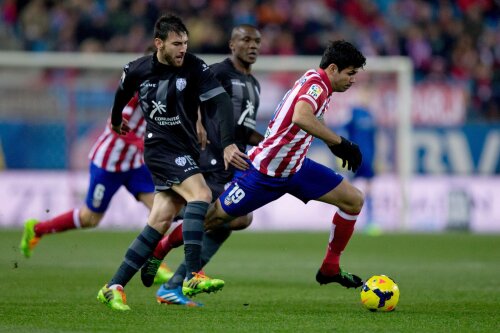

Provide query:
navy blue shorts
left=219, top=158, right=343, bottom=217
left=85, top=163, right=154, bottom=213
left=144, top=144, right=201, bottom=191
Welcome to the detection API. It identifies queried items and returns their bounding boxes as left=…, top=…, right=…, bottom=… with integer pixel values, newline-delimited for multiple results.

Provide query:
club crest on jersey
left=175, top=156, right=187, bottom=166
left=306, top=84, right=323, bottom=99
left=176, top=78, right=187, bottom=91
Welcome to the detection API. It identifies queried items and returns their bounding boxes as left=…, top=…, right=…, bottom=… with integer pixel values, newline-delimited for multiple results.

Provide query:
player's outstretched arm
left=292, top=100, right=362, bottom=172
left=292, top=100, right=342, bottom=145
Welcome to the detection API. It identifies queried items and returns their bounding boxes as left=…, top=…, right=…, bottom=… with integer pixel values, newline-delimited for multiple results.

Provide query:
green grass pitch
left=1, top=230, right=499, bottom=332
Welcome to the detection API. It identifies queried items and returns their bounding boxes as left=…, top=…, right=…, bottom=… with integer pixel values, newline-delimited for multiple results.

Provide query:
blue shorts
left=219, top=158, right=343, bottom=217
left=85, top=163, right=154, bottom=213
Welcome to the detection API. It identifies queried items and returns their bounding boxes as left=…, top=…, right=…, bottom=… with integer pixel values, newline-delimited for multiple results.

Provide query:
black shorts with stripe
left=144, top=144, right=201, bottom=192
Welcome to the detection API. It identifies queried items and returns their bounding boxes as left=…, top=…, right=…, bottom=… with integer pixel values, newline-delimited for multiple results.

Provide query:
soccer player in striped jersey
left=19, top=94, right=159, bottom=255
left=19, top=45, right=174, bottom=284
left=205, top=40, right=367, bottom=289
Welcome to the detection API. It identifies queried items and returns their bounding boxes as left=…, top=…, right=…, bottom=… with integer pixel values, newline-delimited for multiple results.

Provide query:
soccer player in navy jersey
left=96, top=14, right=248, bottom=311
left=139, top=25, right=264, bottom=295
left=204, top=40, right=367, bottom=289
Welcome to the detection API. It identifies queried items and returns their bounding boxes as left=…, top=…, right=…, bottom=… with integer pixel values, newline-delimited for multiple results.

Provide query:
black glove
left=328, top=136, right=362, bottom=173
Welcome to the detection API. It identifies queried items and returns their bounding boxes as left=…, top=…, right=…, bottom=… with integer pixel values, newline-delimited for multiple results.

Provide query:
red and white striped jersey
left=89, top=95, right=146, bottom=172
left=248, top=69, right=333, bottom=177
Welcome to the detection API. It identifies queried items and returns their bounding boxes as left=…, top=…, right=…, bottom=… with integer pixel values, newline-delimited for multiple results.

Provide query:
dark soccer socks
left=109, top=224, right=163, bottom=287
left=182, top=201, right=209, bottom=280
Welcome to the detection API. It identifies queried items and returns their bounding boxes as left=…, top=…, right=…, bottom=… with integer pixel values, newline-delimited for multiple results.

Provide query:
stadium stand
left=0, top=0, right=499, bottom=120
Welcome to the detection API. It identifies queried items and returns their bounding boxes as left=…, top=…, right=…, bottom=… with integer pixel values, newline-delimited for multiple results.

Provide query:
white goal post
left=0, top=51, right=413, bottom=229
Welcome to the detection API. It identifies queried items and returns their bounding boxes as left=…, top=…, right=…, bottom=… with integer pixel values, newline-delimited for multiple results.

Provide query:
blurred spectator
left=19, top=0, right=50, bottom=51
left=1, top=0, right=17, bottom=30
left=105, top=0, right=130, bottom=36
left=0, top=0, right=499, bottom=120
left=0, top=0, right=21, bottom=49
left=232, top=0, right=258, bottom=26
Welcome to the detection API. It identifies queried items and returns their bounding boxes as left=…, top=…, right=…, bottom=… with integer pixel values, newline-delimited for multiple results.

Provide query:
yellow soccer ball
left=360, top=275, right=400, bottom=312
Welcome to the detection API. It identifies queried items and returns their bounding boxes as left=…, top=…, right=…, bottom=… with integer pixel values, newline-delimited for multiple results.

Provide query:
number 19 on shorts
left=224, top=183, right=246, bottom=206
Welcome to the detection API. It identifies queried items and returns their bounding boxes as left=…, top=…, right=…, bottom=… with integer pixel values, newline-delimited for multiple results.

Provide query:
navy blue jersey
left=346, top=106, right=376, bottom=178
left=112, top=52, right=226, bottom=158
left=200, top=58, right=261, bottom=172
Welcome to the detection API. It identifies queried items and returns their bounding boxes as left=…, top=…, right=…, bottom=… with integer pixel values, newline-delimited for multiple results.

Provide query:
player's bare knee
left=244, top=213, right=253, bottom=226
left=148, top=217, right=172, bottom=234
left=202, top=192, right=212, bottom=203
left=80, top=216, right=99, bottom=228
left=148, top=207, right=176, bottom=230
left=79, top=209, right=102, bottom=228
left=349, top=188, right=365, bottom=213
left=338, top=187, right=364, bottom=214
left=193, top=187, right=212, bottom=203
left=229, top=214, right=252, bottom=230
left=85, top=218, right=101, bottom=228
left=157, top=211, right=177, bottom=224
left=205, top=200, right=233, bottom=230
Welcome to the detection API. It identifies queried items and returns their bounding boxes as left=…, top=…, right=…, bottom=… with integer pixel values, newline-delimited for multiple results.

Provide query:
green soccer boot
left=20, top=218, right=40, bottom=258
left=97, top=284, right=131, bottom=311
left=182, top=272, right=225, bottom=297
left=155, top=263, right=174, bottom=285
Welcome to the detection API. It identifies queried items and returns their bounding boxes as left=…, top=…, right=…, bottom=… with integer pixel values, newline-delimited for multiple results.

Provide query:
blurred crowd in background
left=0, top=0, right=499, bottom=121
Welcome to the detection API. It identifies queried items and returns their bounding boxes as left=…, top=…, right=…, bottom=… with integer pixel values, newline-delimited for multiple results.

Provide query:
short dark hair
left=154, top=14, right=189, bottom=40
left=231, top=24, right=259, bottom=40
left=319, top=40, right=366, bottom=71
